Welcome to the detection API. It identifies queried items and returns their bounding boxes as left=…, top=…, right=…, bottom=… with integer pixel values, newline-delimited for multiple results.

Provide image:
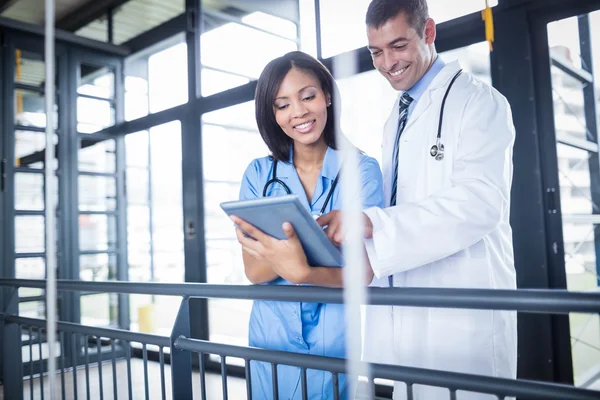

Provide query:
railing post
left=170, top=296, right=193, bottom=399
left=2, top=289, right=23, bottom=398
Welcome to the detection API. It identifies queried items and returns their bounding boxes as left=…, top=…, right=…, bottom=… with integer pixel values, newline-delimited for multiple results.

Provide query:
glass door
left=546, top=10, right=600, bottom=387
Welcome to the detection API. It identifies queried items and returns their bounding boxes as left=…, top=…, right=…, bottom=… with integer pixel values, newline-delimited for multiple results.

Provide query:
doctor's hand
left=231, top=216, right=311, bottom=285
left=316, top=210, right=374, bottom=247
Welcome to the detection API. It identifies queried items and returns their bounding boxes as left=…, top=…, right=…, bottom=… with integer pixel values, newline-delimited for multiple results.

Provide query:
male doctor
left=317, top=0, right=517, bottom=398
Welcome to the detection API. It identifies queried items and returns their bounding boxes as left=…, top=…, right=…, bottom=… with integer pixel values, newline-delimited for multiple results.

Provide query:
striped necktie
left=388, top=93, right=412, bottom=288
left=389, top=92, right=413, bottom=207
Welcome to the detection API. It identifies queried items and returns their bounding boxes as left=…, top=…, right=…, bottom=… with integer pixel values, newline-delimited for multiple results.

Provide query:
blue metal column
left=2, top=290, right=23, bottom=397
left=0, top=26, right=5, bottom=387
left=490, top=7, right=571, bottom=384
left=183, top=0, right=209, bottom=344
left=170, top=297, right=193, bottom=399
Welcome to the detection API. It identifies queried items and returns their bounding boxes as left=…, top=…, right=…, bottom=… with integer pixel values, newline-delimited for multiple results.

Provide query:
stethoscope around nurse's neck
left=429, top=68, right=463, bottom=161
left=262, top=159, right=340, bottom=217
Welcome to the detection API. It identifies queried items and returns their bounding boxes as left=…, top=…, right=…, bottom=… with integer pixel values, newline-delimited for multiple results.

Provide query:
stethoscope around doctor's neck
left=262, top=159, right=340, bottom=217
left=428, top=68, right=463, bottom=161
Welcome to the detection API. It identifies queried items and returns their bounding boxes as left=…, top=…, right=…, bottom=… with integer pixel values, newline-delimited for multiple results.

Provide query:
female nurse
left=231, top=51, right=384, bottom=400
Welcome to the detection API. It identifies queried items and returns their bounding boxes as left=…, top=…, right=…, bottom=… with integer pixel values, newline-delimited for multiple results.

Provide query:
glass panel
left=15, top=257, right=45, bottom=279
left=439, top=41, right=491, bottom=85
left=129, top=295, right=180, bottom=335
left=128, top=250, right=151, bottom=282
left=15, top=172, right=44, bottom=211
left=570, top=313, right=600, bottom=386
left=202, top=101, right=270, bottom=346
left=548, top=13, right=600, bottom=386
left=79, top=214, right=117, bottom=252
left=201, top=68, right=250, bottom=97
left=80, top=293, right=117, bottom=326
left=80, top=253, right=117, bottom=281
left=19, top=301, right=46, bottom=319
left=126, top=130, right=152, bottom=287
left=15, top=216, right=45, bottom=253
left=243, top=12, right=297, bottom=39
left=78, top=138, right=116, bottom=173
left=126, top=168, right=149, bottom=204
left=15, top=131, right=59, bottom=169
left=202, top=101, right=257, bottom=131
left=78, top=65, right=115, bottom=99
left=125, top=75, right=149, bottom=121
left=319, top=0, right=497, bottom=58
left=200, top=14, right=297, bottom=90
left=557, top=145, right=594, bottom=215
left=15, top=89, right=58, bottom=129
left=77, top=97, right=115, bottom=134
left=551, top=65, right=588, bottom=142
left=125, top=131, right=149, bottom=167
left=78, top=176, right=117, bottom=212
left=299, top=0, right=318, bottom=57
left=336, top=42, right=490, bottom=162
left=127, top=205, right=151, bottom=276
left=148, top=42, right=188, bottom=113
left=15, top=49, right=47, bottom=87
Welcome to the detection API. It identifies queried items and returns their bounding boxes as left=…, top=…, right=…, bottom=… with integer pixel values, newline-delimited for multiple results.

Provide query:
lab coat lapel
left=403, top=61, right=463, bottom=133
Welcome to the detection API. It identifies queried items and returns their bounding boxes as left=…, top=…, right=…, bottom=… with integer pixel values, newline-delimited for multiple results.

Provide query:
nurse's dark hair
left=254, top=51, right=340, bottom=162
left=365, top=0, right=429, bottom=37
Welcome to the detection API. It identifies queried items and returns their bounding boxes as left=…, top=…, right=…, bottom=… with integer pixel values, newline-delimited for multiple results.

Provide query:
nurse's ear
left=326, top=94, right=332, bottom=107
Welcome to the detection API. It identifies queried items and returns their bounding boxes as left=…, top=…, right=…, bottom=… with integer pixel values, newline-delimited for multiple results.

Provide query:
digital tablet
left=220, top=195, right=344, bottom=267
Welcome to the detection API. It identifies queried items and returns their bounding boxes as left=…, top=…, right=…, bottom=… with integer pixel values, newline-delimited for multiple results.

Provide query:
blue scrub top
left=239, top=145, right=384, bottom=400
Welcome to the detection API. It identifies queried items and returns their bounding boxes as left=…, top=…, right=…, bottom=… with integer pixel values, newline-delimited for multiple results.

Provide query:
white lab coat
left=362, top=61, right=518, bottom=400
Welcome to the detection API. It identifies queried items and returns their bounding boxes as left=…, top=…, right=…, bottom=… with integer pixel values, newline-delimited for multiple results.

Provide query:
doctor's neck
left=420, top=49, right=438, bottom=80
left=292, top=139, right=328, bottom=170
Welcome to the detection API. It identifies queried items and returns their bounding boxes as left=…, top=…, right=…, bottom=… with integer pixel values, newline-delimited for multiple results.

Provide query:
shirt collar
left=320, top=146, right=341, bottom=180
left=406, top=55, right=446, bottom=103
left=286, top=145, right=340, bottom=181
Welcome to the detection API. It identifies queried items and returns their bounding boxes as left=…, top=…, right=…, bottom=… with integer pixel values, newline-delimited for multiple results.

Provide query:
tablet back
left=220, top=195, right=344, bottom=267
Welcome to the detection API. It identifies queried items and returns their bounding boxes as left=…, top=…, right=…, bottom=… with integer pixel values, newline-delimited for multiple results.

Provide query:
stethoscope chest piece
left=430, top=143, right=444, bottom=161
left=429, top=141, right=444, bottom=161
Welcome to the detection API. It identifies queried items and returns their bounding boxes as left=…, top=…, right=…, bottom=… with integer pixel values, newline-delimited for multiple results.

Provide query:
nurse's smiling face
left=273, top=68, right=330, bottom=147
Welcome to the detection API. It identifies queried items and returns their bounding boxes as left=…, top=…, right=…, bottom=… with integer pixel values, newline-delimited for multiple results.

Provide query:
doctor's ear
left=424, top=18, right=436, bottom=45
left=326, top=95, right=331, bottom=107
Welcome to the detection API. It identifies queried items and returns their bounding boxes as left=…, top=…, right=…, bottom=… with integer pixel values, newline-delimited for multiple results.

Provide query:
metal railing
left=1, top=278, right=600, bottom=399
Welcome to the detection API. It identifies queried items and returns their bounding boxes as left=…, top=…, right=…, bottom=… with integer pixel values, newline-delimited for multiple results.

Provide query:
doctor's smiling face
left=367, top=10, right=436, bottom=92
left=273, top=68, right=330, bottom=148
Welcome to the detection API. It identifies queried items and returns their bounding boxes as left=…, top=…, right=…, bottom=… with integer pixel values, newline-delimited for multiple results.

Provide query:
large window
left=12, top=48, right=59, bottom=320
left=125, top=122, right=184, bottom=335
left=202, top=102, right=269, bottom=348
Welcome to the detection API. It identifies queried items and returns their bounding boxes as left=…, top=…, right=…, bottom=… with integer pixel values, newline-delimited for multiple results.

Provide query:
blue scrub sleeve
left=359, top=157, right=385, bottom=210
left=239, top=160, right=261, bottom=201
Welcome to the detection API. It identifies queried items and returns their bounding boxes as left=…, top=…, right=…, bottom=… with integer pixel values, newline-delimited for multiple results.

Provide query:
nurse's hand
left=231, top=216, right=311, bottom=285
left=316, top=210, right=374, bottom=247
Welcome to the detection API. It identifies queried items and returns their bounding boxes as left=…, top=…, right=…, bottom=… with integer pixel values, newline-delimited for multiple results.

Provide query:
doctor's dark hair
left=366, top=0, right=429, bottom=37
left=254, top=51, right=340, bottom=162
